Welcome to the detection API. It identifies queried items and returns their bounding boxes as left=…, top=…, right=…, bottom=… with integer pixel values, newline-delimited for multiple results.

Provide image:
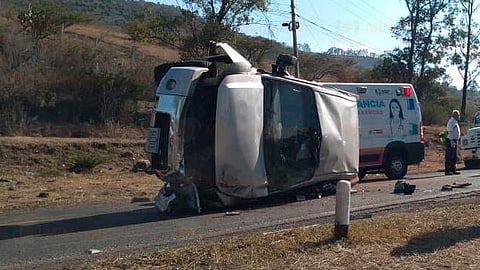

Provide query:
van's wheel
left=358, top=169, right=366, bottom=182
left=384, top=153, right=407, bottom=179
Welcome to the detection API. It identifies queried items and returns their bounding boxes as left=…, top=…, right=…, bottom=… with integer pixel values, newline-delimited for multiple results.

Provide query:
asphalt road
left=1, top=169, right=480, bottom=269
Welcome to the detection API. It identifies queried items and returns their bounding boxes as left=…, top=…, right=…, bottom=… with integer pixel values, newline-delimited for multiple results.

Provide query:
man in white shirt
left=445, top=109, right=461, bottom=175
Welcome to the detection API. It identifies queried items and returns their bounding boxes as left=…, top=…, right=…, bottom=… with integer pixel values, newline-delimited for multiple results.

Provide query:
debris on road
left=87, top=249, right=102, bottom=254
left=452, top=182, right=472, bottom=188
left=132, top=159, right=151, bottom=172
left=393, top=180, right=416, bottom=195
left=225, top=211, right=240, bottom=216
left=441, top=185, right=453, bottom=191
left=441, top=182, right=472, bottom=191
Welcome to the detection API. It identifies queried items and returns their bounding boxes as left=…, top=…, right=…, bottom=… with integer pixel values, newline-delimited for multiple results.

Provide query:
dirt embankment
left=0, top=133, right=162, bottom=212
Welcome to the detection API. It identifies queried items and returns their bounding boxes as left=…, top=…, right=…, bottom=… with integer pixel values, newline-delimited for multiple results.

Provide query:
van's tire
left=384, top=153, right=407, bottom=179
left=358, top=169, right=366, bottom=182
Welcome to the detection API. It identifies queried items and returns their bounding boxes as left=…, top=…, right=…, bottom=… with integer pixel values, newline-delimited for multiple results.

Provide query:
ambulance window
left=263, top=78, right=322, bottom=192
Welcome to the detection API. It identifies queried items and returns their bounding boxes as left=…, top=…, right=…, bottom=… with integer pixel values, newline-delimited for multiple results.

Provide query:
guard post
left=335, top=180, right=351, bottom=239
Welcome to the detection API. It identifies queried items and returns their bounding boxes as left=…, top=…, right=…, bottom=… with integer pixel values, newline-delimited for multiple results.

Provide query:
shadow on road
left=0, top=207, right=193, bottom=240
left=390, top=225, right=480, bottom=256
left=361, top=173, right=443, bottom=184
left=0, top=196, right=306, bottom=241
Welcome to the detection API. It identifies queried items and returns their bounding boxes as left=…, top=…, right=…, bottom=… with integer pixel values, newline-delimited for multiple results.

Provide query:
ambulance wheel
left=384, top=154, right=407, bottom=180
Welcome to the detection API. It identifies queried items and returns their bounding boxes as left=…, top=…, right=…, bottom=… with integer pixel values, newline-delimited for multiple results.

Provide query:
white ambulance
left=319, top=83, right=425, bottom=180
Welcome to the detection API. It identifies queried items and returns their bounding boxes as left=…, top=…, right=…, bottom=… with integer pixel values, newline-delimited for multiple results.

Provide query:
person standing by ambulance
left=445, top=109, right=461, bottom=175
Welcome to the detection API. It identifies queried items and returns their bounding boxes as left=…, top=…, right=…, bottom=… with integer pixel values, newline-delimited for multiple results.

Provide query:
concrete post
left=335, top=180, right=351, bottom=239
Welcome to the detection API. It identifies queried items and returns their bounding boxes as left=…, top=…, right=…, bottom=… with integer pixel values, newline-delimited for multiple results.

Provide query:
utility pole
left=291, top=0, right=299, bottom=77
left=283, top=0, right=300, bottom=77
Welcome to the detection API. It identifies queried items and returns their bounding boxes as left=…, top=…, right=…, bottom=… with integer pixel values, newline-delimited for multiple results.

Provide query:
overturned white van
left=145, top=43, right=359, bottom=213
left=319, top=83, right=425, bottom=180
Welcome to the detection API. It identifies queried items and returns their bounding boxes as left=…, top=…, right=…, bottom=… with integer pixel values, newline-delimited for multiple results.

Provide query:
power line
left=325, top=0, right=367, bottom=21
left=299, top=1, right=356, bottom=49
left=301, top=21, right=336, bottom=52
left=345, top=0, right=392, bottom=24
left=357, top=0, right=395, bottom=22
left=297, top=13, right=382, bottom=52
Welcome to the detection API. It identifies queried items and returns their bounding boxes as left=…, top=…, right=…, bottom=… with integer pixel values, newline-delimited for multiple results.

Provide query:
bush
left=421, top=102, right=449, bottom=125
left=69, top=152, right=103, bottom=173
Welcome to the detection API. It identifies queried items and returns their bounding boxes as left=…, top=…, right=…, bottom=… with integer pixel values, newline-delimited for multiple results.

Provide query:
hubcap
left=391, top=159, right=403, bottom=172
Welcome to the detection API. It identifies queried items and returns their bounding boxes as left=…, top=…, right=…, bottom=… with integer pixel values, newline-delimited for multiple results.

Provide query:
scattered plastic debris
left=441, top=182, right=472, bottom=191
left=132, top=159, right=151, bottom=172
left=441, top=184, right=453, bottom=191
left=225, top=211, right=240, bottom=216
left=87, top=249, right=102, bottom=254
left=452, top=182, right=472, bottom=188
left=393, top=180, right=416, bottom=195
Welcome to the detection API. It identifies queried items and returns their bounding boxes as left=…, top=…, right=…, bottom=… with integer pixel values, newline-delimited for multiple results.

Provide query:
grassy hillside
left=64, top=24, right=179, bottom=62
left=7, top=0, right=181, bottom=26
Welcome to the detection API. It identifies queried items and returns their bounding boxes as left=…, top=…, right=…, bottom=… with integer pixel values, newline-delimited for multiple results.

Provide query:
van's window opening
left=263, top=78, right=322, bottom=192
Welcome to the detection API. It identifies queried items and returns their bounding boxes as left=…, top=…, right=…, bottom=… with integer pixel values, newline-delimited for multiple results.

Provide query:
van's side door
left=262, top=78, right=321, bottom=192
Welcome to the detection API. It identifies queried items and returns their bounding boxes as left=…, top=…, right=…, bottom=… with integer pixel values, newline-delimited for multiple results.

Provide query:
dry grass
left=0, top=133, right=162, bottom=212
left=65, top=24, right=179, bottom=62
left=70, top=203, right=480, bottom=270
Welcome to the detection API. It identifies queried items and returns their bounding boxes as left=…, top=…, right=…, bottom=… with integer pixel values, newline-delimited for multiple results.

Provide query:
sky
left=154, top=0, right=406, bottom=55
left=152, top=0, right=464, bottom=88
left=240, top=0, right=406, bottom=55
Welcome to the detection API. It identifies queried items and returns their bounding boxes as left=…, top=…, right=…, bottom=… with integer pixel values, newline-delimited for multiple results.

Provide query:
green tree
left=17, top=1, right=90, bottom=101
left=18, top=1, right=89, bottom=41
left=392, top=0, right=452, bottom=99
left=183, top=0, right=269, bottom=26
left=0, top=12, right=33, bottom=134
left=299, top=52, right=356, bottom=81
left=449, top=0, right=480, bottom=120
left=124, top=5, right=184, bottom=48
left=180, top=0, right=270, bottom=58
left=233, top=35, right=272, bottom=65
left=47, top=38, right=144, bottom=125
left=371, top=49, right=410, bottom=83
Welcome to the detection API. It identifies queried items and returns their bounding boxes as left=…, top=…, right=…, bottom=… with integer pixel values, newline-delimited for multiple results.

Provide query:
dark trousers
left=445, top=138, right=458, bottom=173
